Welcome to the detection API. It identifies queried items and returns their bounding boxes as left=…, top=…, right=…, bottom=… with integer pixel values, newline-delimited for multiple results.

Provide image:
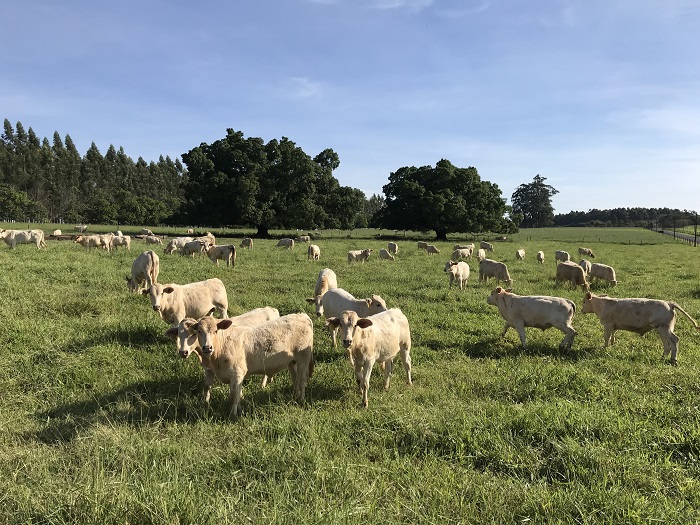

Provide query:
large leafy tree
left=511, top=175, right=559, bottom=228
left=373, top=159, right=514, bottom=240
left=180, top=129, right=361, bottom=236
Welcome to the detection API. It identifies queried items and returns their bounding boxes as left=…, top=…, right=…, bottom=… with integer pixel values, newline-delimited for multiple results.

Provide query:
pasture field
left=1, top=227, right=700, bottom=524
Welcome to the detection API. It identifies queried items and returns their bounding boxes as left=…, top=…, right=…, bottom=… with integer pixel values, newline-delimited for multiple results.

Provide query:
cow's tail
left=671, top=303, right=700, bottom=330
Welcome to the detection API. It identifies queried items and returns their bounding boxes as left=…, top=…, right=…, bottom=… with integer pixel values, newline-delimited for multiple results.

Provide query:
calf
left=425, top=244, right=440, bottom=255
left=476, top=248, right=487, bottom=261
left=181, top=240, right=207, bottom=257
left=126, top=251, right=160, bottom=293
left=164, top=236, right=194, bottom=255
left=578, top=247, right=596, bottom=258
left=537, top=251, right=545, bottom=264
left=555, top=261, right=590, bottom=291
left=515, top=248, right=525, bottom=261
left=487, top=287, right=576, bottom=350
left=111, top=235, right=131, bottom=251
left=478, top=258, right=513, bottom=285
left=379, top=248, right=395, bottom=261
left=0, top=229, right=47, bottom=249
left=326, top=309, right=412, bottom=408
left=480, top=241, right=494, bottom=252
left=417, top=241, right=428, bottom=251
left=582, top=292, right=700, bottom=364
left=590, top=263, right=617, bottom=286
left=74, top=234, right=102, bottom=251
left=387, top=242, right=399, bottom=255
left=314, top=268, right=338, bottom=298
left=555, top=250, right=570, bottom=264
left=451, top=248, right=472, bottom=261
left=240, top=237, right=254, bottom=249
left=348, top=249, right=372, bottom=264
left=175, top=313, right=314, bottom=415
left=207, top=244, right=236, bottom=267
left=144, top=235, right=163, bottom=245
left=277, top=238, right=294, bottom=250
left=444, top=260, right=470, bottom=290
left=146, top=278, right=228, bottom=326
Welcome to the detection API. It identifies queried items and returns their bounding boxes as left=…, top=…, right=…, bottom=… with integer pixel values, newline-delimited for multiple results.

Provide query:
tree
left=511, top=175, right=559, bottom=228
left=373, top=159, right=513, bottom=240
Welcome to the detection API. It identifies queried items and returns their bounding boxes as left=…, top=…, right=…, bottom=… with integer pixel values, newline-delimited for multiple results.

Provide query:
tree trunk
left=256, top=225, right=270, bottom=238
left=435, top=229, right=448, bottom=241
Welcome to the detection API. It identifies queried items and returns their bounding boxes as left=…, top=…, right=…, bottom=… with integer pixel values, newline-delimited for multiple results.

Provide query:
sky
left=2, top=0, right=699, bottom=214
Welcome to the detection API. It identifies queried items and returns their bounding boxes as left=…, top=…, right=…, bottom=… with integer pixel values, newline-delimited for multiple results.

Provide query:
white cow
left=295, top=235, right=311, bottom=243
left=425, top=244, right=440, bottom=255
left=126, top=251, right=160, bottom=293
left=325, top=309, right=412, bottom=408
left=75, top=224, right=88, bottom=233
left=277, top=238, right=294, bottom=250
left=478, top=259, right=513, bottom=285
left=379, top=248, right=395, bottom=261
left=348, top=249, right=372, bottom=264
left=164, top=237, right=194, bottom=254
left=146, top=278, right=228, bottom=326
left=476, top=248, right=487, bottom=261
left=444, top=260, right=470, bottom=290
left=181, top=240, right=207, bottom=257
left=451, top=248, right=472, bottom=261
left=174, top=313, right=314, bottom=415
left=240, top=237, right=254, bottom=249
left=417, top=241, right=428, bottom=251
left=487, top=287, right=577, bottom=351
left=0, top=229, right=47, bottom=249
left=139, top=228, right=154, bottom=236
left=305, top=287, right=388, bottom=348
left=582, top=292, right=700, bottom=364
left=307, top=244, right=320, bottom=261
left=74, top=234, right=102, bottom=251
left=387, top=242, right=399, bottom=255
left=555, top=250, right=570, bottom=264
left=590, top=263, right=617, bottom=286
left=536, top=251, right=545, bottom=264
left=206, top=244, right=236, bottom=267
left=515, top=248, right=525, bottom=261
left=555, top=261, right=590, bottom=291
left=314, top=268, right=338, bottom=298
left=144, top=235, right=163, bottom=245
left=578, top=247, right=596, bottom=258
left=111, top=235, right=131, bottom=251
left=480, top=241, right=494, bottom=252
left=579, top=259, right=592, bottom=276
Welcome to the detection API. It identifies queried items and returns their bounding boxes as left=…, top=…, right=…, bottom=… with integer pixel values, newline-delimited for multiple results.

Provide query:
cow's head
left=325, top=310, right=373, bottom=350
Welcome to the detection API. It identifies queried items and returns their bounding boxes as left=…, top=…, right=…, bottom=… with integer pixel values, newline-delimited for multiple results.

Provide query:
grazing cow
left=139, top=228, right=154, bottom=236
left=314, top=268, right=338, bottom=298
left=478, top=259, right=513, bottom=285
left=476, top=248, right=487, bottom=261
left=417, top=241, right=428, bottom=251
left=582, top=292, right=700, bottom=364
left=277, top=238, right=294, bottom=250
left=165, top=306, right=281, bottom=388
left=451, top=248, right=472, bottom=261
left=240, top=237, right=254, bottom=249
left=348, top=249, right=372, bottom=264
left=387, top=242, right=399, bottom=255
left=197, top=232, right=216, bottom=246
left=487, top=287, right=577, bottom=351
left=295, top=235, right=311, bottom=243
left=114, top=230, right=123, bottom=237
left=207, top=244, right=236, bottom=267
left=0, top=229, right=47, bottom=249
left=590, top=263, right=617, bottom=286
left=175, top=313, right=314, bottom=415
left=52, top=229, right=62, bottom=236
left=186, top=228, right=194, bottom=235
left=111, top=235, right=131, bottom=251
left=537, top=251, right=545, bottom=264
left=181, top=240, right=207, bottom=257
left=480, top=241, right=494, bottom=252
left=325, top=309, right=412, bottom=408
left=74, top=234, right=102, bottom=251
left=164, top=237, right=194, bottom=255
left=444, top=260, right=470, bottom=290
left=144, top=235, right=162, bottom=245
left=75, top=224, right=88, bottom=233
left=515, top=248, right=525, bottom=261
left=126, top=251, right=160, bottom=293
left=579, top=259, right=592, bottom=276
left=146, top=278, right=228, bottom=327
left=306, top=287, right=388, bottom=348
left=425, top=244, right=440, bottom=255
left=98, top=233, right=114, bottom=251
left=578, top=247, right=596, bottom=258
left=307, top=244, right=321, bottom=261
left=379, top=248, right=395, bottom=261
left=454, top=243, right=475, bottom=252
left=555, top=261, right=590, bottom=291
left=555, top=250, right=570, bottom=264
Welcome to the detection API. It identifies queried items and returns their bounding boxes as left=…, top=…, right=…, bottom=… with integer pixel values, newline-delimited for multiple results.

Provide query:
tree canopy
left=511, top=174, right=558, bottom=228
left=372, top=159, right=516, bottom=240
left=178, top=129, right=368, bottom=236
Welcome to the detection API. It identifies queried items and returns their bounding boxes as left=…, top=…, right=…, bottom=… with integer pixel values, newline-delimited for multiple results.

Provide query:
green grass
left=1, top=227, right=700, bottom=523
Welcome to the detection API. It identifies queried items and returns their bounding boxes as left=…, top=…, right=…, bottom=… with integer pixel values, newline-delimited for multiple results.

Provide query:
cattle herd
left=3, top=226, right=700, bottom=414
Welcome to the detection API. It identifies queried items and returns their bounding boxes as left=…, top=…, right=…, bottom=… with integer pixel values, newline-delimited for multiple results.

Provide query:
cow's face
left=305, top=296, right=323, bottom=317
left=486, top=287, right=505, bottom=306
left=148, top=283, right=173, bottom=311
left=368, top=295, right=387, bottom=314
left=196, top=317, right=233, bottom=356
left=174, top=318, right=199, bottom=358
left=326, top=311, right=373, bottom=349
left=582, top=292, right=594, bottom=313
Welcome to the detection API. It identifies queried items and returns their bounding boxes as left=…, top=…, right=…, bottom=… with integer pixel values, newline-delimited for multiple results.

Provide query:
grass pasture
left=1, top=227, right=700, bottom=523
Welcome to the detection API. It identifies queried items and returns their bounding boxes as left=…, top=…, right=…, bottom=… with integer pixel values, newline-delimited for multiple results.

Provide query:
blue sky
left=3, top=0, right=699, bottom=214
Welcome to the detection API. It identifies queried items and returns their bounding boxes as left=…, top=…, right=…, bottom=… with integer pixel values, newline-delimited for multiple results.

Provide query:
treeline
left=0, top=120, right=382, bottom=231
left=553, top=207, right=694, bottom=228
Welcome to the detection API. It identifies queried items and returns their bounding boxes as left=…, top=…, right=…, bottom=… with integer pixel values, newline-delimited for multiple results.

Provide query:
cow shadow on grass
left=58, top=325, right=163, bottom=353
left=461, top=337, right=592, bottom=362
left=32, top=371, right=343, bottom=445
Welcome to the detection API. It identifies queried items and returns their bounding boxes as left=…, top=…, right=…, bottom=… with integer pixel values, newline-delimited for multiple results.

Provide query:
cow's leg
left=202, top=369, right=216, bottom=403
left=603, top=325, right=615, bottom=347
left=229, top=375, right=244, bottom=416
left=560, top=325, right=576, bottom=351
left=382, top=359, right=393, bottom=390
left=400, top=346, right=412, bottom=385
left=513, top=321, right=527, bottom=350
left=500, top=322, right=510, bottom=338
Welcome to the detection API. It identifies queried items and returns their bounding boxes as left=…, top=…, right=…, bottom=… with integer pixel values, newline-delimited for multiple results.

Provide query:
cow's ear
left=505, top=288, right=513, bottom=293
left=163, top=287, right=175, bottom=294
left=305, top=297, right=316, bottom=304
left=217, top=319, right=233, bottom=331
left=125, top=275, right=131, bottom=282
left=183, top=318, right=197, bottom=332
left=365, top=299, right=372, bottom=306
left=325, top=317, right=340, bottom=328
left=585, top=292, right=592, bottom=299
left=495, top=287, right=503, bottom=293
left=357, top=318, right=373, bottom=329
left=164, top=327, right=178, bottom=341
left=142, top=289, right=149, bottom=295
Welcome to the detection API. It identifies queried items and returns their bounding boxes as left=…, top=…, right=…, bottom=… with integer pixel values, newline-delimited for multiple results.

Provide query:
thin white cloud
left=365, top=0, right=434, bottom=11
left=435, top=2, right=491, bottom=18
left=287, top=77, right=324, bottom=99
